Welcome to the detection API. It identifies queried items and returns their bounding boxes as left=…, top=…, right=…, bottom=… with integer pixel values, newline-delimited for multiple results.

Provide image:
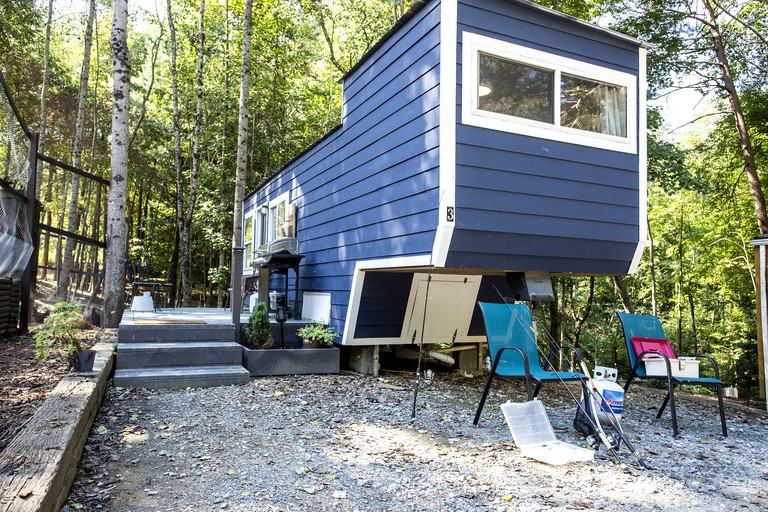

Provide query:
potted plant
left=296, top=322, right=337, bottom=348
left=241, top=302, right=274, bottom=349
left=33, top=301, right=95, bottom=371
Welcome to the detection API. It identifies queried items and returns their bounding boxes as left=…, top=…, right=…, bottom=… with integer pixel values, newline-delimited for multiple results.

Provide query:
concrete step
left=113, top=365, right=251, bottom=389
left=118, top=323, right=235, bottom=343
left=116, top=342, right=244, bottom=370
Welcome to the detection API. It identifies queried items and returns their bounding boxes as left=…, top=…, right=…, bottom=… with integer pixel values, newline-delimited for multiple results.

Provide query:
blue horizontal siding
left=458, top=1, right=639, bottom=74
left=343, top=0, right=442, bottom=117
left=446, top=230, right=639, bottom=274
left=451, top=0, right=643, bottom=275
left=457, top=125, right=638, bottom=178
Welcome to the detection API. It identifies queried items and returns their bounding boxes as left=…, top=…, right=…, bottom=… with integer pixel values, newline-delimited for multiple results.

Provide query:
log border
left=0, top=331, right=116, bottom=512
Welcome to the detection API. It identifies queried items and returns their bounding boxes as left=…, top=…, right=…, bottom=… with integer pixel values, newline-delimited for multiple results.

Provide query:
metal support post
left=232, top=246, right=244, bottom=343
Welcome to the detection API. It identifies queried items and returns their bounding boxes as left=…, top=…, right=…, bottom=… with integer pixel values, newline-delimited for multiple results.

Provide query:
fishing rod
left=411, top=267, right=433, bottom=420
left=411, top=192, right=446, bottom=420
left=492, top=286, right=651, bottom=469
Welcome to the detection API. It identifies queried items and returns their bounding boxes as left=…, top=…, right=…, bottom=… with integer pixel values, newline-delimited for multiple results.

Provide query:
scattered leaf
left=96, top=425, right=108, bottom=435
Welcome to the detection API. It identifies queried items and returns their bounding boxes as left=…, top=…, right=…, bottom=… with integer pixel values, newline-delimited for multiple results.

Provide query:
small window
left=478, top=52, right=554, bottom=124
left=252, top=193, right=291, bottom=257
left=244, top=214, right=254, bottom=266
left=462, top=32, right=637, bottom=154
left=560, top=74, right=627, bottom=137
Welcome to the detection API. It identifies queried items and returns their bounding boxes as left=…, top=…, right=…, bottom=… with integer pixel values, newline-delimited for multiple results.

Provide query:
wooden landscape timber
left=0, top=333, right=115, bottom=512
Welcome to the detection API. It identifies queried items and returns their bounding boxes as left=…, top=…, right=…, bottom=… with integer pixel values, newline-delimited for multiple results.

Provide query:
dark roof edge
left=246, top=124, right=343, bottom=202
left=340, top=0, right=432, bottom=83
left=340, top=0, right=652, bottom=87
left=508, top=0, right=653, bottom=49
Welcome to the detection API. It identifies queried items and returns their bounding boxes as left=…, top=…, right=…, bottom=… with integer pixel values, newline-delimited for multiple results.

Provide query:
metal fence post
left=232, top=247, right=244, bottom=343
left=20, top=132, right=39, bottom=333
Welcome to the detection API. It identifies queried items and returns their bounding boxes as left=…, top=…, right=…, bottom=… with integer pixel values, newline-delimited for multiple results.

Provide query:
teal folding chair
left=616, top=311, right=727, bottom=437
left=474, top=302, right=587, bottom=426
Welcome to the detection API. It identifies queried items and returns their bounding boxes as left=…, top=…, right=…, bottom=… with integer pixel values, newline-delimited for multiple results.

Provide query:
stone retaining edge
left=0, top=330, right=116, bottom=512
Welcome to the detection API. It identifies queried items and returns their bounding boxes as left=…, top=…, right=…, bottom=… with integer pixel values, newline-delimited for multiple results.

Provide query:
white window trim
left=254, top=192, right=290, bottom=251
left=461, top=32, right=637, bottom=154
left=243, top=211, right=255, bottom=269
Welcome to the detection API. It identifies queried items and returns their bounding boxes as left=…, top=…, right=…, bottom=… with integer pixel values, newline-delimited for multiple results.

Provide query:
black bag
left=574, top=393, right=597, bottom=437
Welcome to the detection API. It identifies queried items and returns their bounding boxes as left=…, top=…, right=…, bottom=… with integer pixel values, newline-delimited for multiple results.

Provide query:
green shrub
left=242, top=302, right=274, bottom=349
left=296, top=322, right=337, bottom=346
left=33, top=302, right=85, bottom=363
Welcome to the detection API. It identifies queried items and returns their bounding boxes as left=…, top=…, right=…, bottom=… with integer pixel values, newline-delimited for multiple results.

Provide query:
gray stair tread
left=115, top=365, right=249, bottom=378
left=113, top=365, right=251, bottom=389
left=118, top=341, right=243, bottom=350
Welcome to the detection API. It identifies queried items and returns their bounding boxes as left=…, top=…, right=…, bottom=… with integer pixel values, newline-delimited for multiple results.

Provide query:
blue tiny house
left=243, top=0, right=648, bottom=351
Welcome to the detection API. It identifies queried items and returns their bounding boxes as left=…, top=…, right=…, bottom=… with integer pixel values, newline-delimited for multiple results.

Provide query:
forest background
left=0, top=0, right=766, bottom=400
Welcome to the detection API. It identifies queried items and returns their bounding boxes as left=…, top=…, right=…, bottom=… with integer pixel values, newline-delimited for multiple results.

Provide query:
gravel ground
left=65, top=370, right=768, bottom=512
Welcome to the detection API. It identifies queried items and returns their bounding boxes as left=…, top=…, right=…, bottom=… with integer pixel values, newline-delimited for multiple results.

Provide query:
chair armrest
left=682, top=354, right=721, bottom=380
left=548, top=344, right=585, bottom=372
left=493, top=346, right=531, bottom=375
left=636, top=350, right=674, bottom=376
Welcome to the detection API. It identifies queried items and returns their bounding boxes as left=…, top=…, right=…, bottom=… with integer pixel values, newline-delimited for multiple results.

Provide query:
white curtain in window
left=597, top=84, right=627, bottom=138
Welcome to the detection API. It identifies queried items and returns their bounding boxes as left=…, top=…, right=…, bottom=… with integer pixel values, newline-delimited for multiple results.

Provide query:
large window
left=478, top=52, right=554, bottom=124
left=462, top=33, right=636, bottom=153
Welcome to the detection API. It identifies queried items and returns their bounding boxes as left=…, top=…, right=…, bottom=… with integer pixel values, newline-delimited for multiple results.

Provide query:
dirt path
left=0, top=334, right=68, bottom=452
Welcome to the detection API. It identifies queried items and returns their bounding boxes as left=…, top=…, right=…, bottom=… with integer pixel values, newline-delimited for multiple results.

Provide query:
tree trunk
left=57, top=0, right=96, bottom=302
left=677, top=194, right=684, bottom=353
left=103, top=0, right=130, bottom=328
left=613, top=275, right=633, bottom=314
left=167, top=0, right=187, bottom=305
left=39, top=166, right=55, bottom=279
left=232, top=0, right=253, bottom=253
left=36, top=0, right=54, bottom=200
left=573, top=276, right=595, bottom=350
left=701, top=0, right=768, bottom=234
left=648, top=218, right=658, bottom=316
left=181, top=0, right=206, bottom=307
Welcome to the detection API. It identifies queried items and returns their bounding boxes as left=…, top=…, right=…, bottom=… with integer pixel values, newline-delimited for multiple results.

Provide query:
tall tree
left=700, top=0, right=766, bottom=234
left=57, top=0, right=97, bottom=301
left=37, top=0, right=55, bottom=280
left=167, top=0, right=184, bottom=305
left=103, top=0, right=130, bottom=327
left=611, top=0, right=767, bottom=234
left=180, top=0, right=206, bottom=307
left=232, top=0, right=253, bottom=251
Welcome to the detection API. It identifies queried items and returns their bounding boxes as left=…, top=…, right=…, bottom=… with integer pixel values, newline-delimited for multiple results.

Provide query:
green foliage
left=207, top=265, right=229, bottom=287
left=242, top=302, right=274, bottom=349
left=297, top=322, right=337, bottom=346
left=33, top=302, right=85, bottom=361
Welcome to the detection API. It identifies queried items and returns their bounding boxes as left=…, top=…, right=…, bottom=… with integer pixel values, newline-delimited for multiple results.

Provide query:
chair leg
left=716, top=385, right=728, bottom=437
left=665, top=379, right=679, bottom=437
left=532, top=382, right=543, bottom=399
left=473, top=371, right=496, bottom=426
left=657, top=392, right=670, bottom=418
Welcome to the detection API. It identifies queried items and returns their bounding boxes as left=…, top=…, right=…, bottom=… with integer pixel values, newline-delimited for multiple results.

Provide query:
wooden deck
left=120, top=307, right=251, bottom=326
